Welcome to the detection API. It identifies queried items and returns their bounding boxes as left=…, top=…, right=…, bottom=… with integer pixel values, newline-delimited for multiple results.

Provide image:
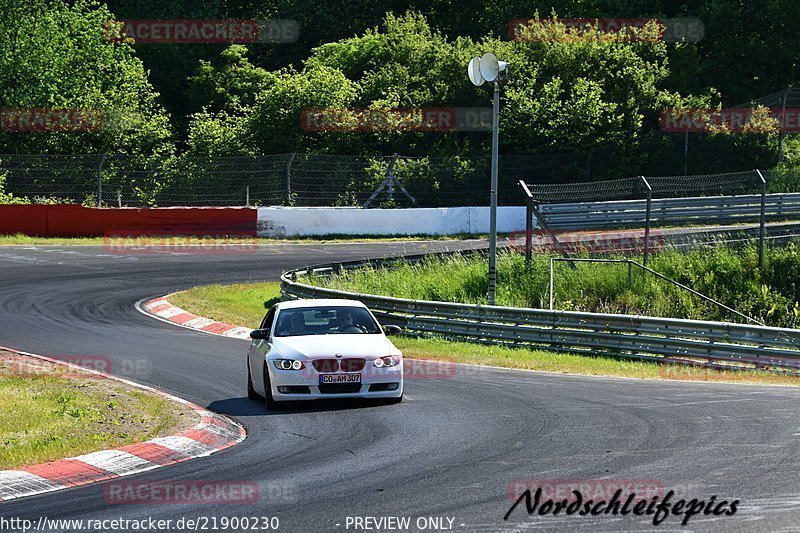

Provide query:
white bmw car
left=246, top=299, right=404, bottom=409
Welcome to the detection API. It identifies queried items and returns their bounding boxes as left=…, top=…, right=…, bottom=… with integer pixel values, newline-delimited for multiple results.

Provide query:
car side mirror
left=384, top=325, right=402, bottom=336
left=250, top=329, right=269, bottom=340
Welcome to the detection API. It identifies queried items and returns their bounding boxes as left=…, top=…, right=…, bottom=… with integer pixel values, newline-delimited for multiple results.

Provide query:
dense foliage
left=0, top=0, right=173, bottom=156
left=0, top=0, right=798, bottom=200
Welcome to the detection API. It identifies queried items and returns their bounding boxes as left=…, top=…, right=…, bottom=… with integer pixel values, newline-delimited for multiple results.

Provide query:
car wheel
left=247, top=362, right=259, bottom=401
left=263, top=365, right=278, bottom=410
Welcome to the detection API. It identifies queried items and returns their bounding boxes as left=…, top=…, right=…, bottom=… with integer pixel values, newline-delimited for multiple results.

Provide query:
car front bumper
left=267, top=363, right=403, bottom=401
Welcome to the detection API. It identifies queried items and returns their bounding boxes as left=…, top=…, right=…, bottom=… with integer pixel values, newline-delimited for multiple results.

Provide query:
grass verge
left=167, top=282, right=800, bottom=386
left=307, top=245, right=800, bottom=329
left=0, top=351, right=198, bottom=469
left=0, top=233, right=482, bottom=246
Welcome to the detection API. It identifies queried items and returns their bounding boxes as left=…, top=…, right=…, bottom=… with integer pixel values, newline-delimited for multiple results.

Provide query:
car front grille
left=311, top=358, right=366, bottom=372
left=312, top=359, right=339, bottom=372
left=340, top=358, right=365, bottom=372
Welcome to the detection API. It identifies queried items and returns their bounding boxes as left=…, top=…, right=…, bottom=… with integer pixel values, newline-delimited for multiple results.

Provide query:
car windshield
left=274, top=306, right=381, bottom=337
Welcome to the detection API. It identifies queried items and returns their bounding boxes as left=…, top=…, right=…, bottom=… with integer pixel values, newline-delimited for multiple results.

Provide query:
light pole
left=468, top=53, right=509, bottom=305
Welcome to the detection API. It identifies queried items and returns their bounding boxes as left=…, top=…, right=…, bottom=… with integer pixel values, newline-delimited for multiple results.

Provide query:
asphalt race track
left=1, top=242, right=799, bottom=532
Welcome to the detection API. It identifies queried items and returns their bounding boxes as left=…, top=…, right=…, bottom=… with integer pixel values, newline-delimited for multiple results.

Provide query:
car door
left=249, top=306, right=277, bottom=393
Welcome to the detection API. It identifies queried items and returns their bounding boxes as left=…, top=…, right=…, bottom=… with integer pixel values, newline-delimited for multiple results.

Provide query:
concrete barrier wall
left=0, top=204, right=526, bottom=238
left=0, top=205, right=257, bottom=237
left=257, top=206, right=527, bottom=237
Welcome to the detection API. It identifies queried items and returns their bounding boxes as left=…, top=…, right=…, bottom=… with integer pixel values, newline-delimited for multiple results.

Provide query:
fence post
left=756, top=169, right=767, bottom=268
left=246, top=185, right=250, bottom=206
left=97, top=154, right=107, bottom=206
left=586, top=148, right=593, bottom=178
left=683, top=127, right=689, bottom=175
left=387, top=154, right=398, bottom=203
left=525, top=197, right=533, bottom=266
left=549, top=257, right=555, bottom=310
left=117, top=189, right=122, bottom=208
left=285, top=152, right=295, bottom=205
left=639, top=176, right=653, bottom=267
left=518, top=180, right=534, bottom=267
left=778, top=89, right=788, bottom=162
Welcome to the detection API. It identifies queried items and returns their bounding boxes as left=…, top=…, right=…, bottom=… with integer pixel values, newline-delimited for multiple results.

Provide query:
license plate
left=319, top=374, right=361, bottom=384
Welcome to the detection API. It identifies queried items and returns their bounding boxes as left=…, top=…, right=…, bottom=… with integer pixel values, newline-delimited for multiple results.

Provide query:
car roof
left=276, top=299, right=368, bottom=310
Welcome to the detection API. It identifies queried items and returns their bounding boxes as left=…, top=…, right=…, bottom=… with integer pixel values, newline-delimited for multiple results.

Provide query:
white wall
left=257, top=206, right=530, bottom=237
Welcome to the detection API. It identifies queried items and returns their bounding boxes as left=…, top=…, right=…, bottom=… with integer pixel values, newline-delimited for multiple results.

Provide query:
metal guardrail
left=522, top=174, right=773, bottom=267
left=539, top=192, right=800, bottom=229
left=281, top=255, right=800, bottom=375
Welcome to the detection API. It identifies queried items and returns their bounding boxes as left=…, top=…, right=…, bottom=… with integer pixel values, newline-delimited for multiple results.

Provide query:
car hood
left=271, top=334, right=400, bottom=359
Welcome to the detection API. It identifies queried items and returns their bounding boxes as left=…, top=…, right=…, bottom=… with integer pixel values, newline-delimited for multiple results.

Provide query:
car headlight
left=273, top=359, right=305, bottom=370
left=373, top=356, right=400, bottom=368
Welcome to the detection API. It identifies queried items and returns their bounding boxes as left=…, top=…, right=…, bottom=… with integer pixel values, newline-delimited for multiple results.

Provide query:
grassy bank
left=167, top=281, right=800, bottom=386
left=307, top=245, right=800, bottom=328
left=0, top=352, right=197, bottom=468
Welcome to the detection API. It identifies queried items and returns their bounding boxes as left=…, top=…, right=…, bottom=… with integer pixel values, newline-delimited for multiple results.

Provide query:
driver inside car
left=278, top=312, right=306, bottom=336
left=337, top=309, right=363, bottom=333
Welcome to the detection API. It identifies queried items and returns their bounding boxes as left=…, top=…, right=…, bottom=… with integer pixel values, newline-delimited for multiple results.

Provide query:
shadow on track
left=208, top=396, right=403, bottom=416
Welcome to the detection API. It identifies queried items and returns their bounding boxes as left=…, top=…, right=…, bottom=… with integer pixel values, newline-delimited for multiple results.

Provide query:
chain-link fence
left=0, top=149, right=796, bottom=208
left=0, top=152, right=524, bottom=207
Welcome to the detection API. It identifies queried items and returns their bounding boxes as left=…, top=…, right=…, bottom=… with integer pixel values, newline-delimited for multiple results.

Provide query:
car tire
left=247, top=362, right=259, bottom=401
left=263, top=365, right=278, bottom=411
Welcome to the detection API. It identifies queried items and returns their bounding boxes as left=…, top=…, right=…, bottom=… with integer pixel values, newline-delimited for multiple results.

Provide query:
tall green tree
left=186, top=12, right=693, bottom=159
left=0, top=0, right=173, bottom=155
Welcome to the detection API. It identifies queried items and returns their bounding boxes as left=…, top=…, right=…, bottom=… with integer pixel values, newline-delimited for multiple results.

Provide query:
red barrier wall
left=0, top=205, right=49, bottom=236
left=0, top=205, right=257, bottom=237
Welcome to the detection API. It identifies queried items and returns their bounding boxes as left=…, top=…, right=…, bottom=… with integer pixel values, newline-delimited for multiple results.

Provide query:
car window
left=274, top=306, right=381, bottom=337
left=260, top=307, right=277, bottom=330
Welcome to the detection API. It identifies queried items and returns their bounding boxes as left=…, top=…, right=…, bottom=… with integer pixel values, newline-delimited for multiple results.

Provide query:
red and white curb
left=139, top=297, right=252, bottom=340
left=0, top=347, right=246, bottom=502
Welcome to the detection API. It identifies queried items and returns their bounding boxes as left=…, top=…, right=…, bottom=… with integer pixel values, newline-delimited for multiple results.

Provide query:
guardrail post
left=756, top=169, right=767, bottom=268
left=639, top=176, right=653, bottom=267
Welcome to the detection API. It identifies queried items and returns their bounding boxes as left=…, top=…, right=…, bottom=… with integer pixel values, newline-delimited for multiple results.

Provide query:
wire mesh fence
left=0, top=154, right=107, bottom=204
left=1, top=151, right=798, bottom=208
